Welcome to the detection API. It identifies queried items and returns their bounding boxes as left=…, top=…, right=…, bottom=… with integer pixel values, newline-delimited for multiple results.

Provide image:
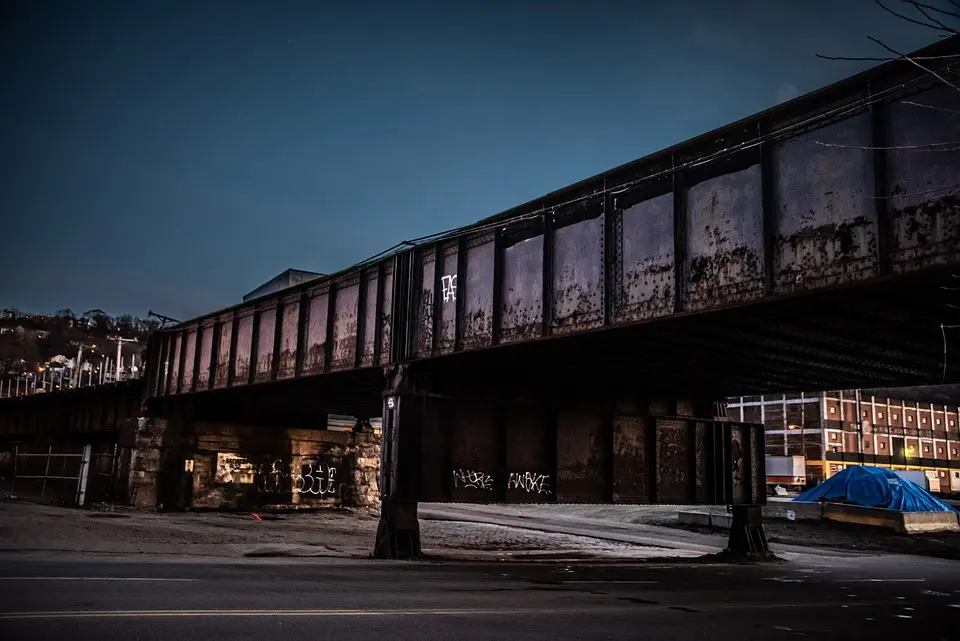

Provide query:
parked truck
left=766, top=456, right=806, bottom=493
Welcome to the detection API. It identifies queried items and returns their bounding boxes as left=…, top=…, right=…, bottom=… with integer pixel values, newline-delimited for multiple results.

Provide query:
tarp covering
left=794, top=466, right=957, bottom=513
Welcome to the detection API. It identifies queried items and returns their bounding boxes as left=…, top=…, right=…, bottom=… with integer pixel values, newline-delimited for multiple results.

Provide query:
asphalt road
left=0, top=552, right=957, bottom=640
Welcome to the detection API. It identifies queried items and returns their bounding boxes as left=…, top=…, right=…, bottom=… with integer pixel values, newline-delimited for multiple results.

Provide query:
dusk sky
left=1, top=0, right=946, bottom=320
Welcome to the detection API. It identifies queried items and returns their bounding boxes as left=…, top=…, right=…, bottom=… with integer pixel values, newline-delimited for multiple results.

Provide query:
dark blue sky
left=0, top=0, right=945, bottom=319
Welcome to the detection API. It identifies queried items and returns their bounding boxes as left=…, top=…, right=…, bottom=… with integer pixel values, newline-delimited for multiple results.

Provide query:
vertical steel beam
left=208, top=322, right=220, bottom=391
left=759, top=121, right=777, bottom=296
left=176, top=330, right=188, bottom=395
left=191, top=327, right=203, bottom=392
left=869, top=83, right=891, bottom=276
left=294, top=293, right=309, bottom=377
left=373, top=262, right=385, bottom=365
left=672, top=158, right=686, bottom=314
left=271, top=302, right=284, bottom=381
left=491, top=229, right=504, bottom=345
left=226, top=316, right=240, bottom=388
left=248, top=312, right=260, bottom=386
left=323, top=285, right=337, bottom=374
left=431, top=242, right=442, bottom=356
left=454, top=235, right=467, bottom=352
left=355, top=273, right=368, bottom=369
left=541, top=211, right=555, bottom=336
left=602, top=188, right=618, bottom=327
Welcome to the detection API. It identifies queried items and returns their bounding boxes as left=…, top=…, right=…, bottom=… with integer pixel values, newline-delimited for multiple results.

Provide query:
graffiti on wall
left=256, top=459, right=341, bottom=497
left=213, top=453, right=345, bottom=499
left=453, top=469, right=493, bottom=490
left=507, top=471, right=551, bottom=495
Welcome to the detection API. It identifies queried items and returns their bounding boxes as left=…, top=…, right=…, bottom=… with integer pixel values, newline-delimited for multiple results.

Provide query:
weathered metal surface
left=612, top=414, right=648, bottom=503
left=884, top=85, right=960, bottom=273
left=685, top=165, right=764, bottom=311
left=181, top=329, right=198, bottom=392
left=380, top=265, right=394, bottom=360
left=551, top=207, right=604, bottom=334
left=361, top=270, right=379, bottom=366
left=276, top=296, right=300, bottom=380
left=214, top=314, right=233, bottom=389
left=231, top=312, right=254, bottom=386
left=414, top=250, right=436, bottom=358
left=773, top=114, right=877, bottom=293
left=615, top=190, right=675, bottom=322
left=144, top=39, right=960, bottom=397
left=169, top=333, right=182, bottom=395
left=254, top=306, right=276, bottom=383
left=556, top=410, right=609, bottom=502
left=302, top=288, right=329, bottom=375
left=196, top=322, right=214, bottom=389
left=449, top=402, right=500, bottom=501
left=654, top=417, right=692, bottom=503
left=330, top=278, right=360, bottom=371
left=505, top=406, right=553, bottom=502
left=462, top=233, right=495, bottom=350
left=437, top=244, right=458, bottom=354
left=500, top=223, right=543, bottom=343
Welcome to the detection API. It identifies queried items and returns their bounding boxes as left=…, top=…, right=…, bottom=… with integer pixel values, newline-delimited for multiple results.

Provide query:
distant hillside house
left=242, top=269, right=325, bottom=303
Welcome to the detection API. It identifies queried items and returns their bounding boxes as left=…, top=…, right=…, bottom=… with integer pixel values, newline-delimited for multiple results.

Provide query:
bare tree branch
left=875, top=0, right=956, bottom=31
left=903, top=99, right=960, bottom=115
left=868, top=36, right=960, bottom=93
left=816, top=52, right=960, bottom=61
left=900, top=0, right=960, bottom=20
left=900, top=0, right=959, bottom=32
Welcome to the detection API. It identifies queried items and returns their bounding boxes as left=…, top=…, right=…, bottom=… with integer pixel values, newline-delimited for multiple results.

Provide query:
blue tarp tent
left=794, top=466, right=957, bottom=513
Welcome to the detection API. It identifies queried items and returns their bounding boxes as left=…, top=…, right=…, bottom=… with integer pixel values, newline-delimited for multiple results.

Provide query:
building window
left=880, top=442, right=886, bottom=450
left=907, top=415, right=913, bottom=423
left=830, top=407, right=836, bottom=414
left=951, top=420, right=955, bottom=427
left=922, top=417, right=927, bottom=424
left=936, top=418, right=941, bottom=425
left=892, top=413, right=897, bottom=420
left=938, top=447, right=944, bottom=454
left=862, top=410, right=868, bottom=417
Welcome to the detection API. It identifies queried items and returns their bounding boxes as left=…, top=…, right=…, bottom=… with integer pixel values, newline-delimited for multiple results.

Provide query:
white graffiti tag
left=507, top=472, right=551, bottom=495
left=441, top=274, right=457, bottom=303
left=453, top=469, right=493, bottom=490
left=256, top=459, right=341, bottom=497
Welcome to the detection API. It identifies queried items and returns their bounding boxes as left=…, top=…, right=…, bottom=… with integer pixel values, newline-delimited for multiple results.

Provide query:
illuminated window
left=830, top=407, right=836, bottom=414
left=908, top=416, right=913, bottom=423
left=938, top=447, right=944, bottom=454
left=878, top=412, right=884, bottom=419
left=862, top=410, right=868, bottom=417
left=880, top=442, right=886, bottom=450
left=951, top=420, right=956, bottom=427
left=922, top=417, right=927, bottom=424
left=936, top=418, right=941, bottom=425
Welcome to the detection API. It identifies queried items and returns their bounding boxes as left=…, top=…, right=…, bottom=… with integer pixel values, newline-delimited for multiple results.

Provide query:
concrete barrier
left=762, top=501, right=822, bottom=521
left=678, top=511, right=713, bottom=527
left=681, top=502, right=959, bottom=534
left=821, top=502, right=960, bottom=534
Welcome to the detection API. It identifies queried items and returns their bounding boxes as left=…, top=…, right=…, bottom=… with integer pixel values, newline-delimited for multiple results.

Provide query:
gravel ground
left=0, top=500, right=670, bottom=560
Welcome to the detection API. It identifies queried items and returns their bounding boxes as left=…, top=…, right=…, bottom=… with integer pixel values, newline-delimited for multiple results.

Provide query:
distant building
left=242, top=269, right=325, bottom=303
left=727, top=389, right=960, bottom=492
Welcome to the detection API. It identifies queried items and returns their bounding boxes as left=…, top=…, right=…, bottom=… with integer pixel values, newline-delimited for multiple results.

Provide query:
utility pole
left=72, top=342, right=95, bottom=387
left=108, top=336, right=138, bottom=383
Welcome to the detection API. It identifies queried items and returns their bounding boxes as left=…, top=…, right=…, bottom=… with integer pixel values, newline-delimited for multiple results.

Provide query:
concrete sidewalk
left=419, top=503, right=870, bottom=561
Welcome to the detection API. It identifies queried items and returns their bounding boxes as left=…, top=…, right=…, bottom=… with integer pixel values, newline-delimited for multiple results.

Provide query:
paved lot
left=0, top=552, right=957, bottom=640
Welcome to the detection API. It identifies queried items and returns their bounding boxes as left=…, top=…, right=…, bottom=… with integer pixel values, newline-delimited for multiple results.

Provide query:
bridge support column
left=373, top=365, right=423, bottom=560
left=725, top=507, right=771, bottom=559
